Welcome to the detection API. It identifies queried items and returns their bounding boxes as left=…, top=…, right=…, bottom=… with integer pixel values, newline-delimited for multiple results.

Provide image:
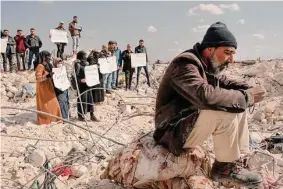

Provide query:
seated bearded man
left=153, top=21, right=266, bottom=188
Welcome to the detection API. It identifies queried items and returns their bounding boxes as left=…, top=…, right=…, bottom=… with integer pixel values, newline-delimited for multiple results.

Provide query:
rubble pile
left=0, top=72, right=36, bottom=102
left=0, top=59, right=283, bottom=189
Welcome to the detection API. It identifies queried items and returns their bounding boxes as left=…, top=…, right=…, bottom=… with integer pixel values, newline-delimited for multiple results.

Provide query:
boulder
left=71, top=164, right=88, bottom=177
left=6, top=92, right=14, bottom=98
left=28, top=149, right=46, bottom=167
left=253, top=111, right=265, bottom=122
left=273, top=72, right=283, bottom=85
left=264, top=101, right=277, bottom=113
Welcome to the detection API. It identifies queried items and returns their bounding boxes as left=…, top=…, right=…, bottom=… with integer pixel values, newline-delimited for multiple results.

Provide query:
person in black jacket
left=135, top=39, right=150, bottom=88
left=1, top=29, right=16, bottom=72
left=54, top=21, right=67, bottom=59
left=74, top=51, right=99, bottom=122
left=122, top=44, right=135, bottom=90
left=87, top=49, right=105, bottom=103
left=25, top=28, right=42, bottom=70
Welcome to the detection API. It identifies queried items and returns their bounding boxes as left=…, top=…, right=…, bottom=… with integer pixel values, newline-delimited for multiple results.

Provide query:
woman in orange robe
left=34, top=50, right=62, bottom=125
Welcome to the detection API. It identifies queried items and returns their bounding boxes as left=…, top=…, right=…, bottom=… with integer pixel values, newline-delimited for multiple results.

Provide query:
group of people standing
left=1, top=15, right=81, bottom=72
left=1, top=28, right=42, bottom=72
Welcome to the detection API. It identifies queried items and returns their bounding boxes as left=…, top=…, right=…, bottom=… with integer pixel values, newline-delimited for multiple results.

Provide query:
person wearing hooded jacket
left=87, top=49, right=105, bottom=103
left=34, top=50, right=62, bottom=125
left=74, top=51, right=99, bottom=122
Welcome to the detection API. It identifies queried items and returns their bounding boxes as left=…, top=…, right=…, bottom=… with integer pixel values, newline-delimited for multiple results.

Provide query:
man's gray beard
left=206, top=54, right=229, bottom=75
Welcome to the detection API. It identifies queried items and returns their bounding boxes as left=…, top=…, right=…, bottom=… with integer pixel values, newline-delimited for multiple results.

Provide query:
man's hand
left=248, top=85, right=266, bottom=103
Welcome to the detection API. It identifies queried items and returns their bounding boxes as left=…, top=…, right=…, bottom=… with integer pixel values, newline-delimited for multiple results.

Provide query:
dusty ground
left=0, top=59, right=283, bottom=189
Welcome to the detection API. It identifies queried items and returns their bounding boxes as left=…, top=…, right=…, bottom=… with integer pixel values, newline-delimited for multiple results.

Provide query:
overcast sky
left=1, top=1, right=283, bottom=61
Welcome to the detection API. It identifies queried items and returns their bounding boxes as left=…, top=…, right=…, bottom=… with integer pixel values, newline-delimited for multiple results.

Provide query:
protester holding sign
left=69, top=16, right=81, bottom=56
left=122, top=44, right=134, bottom=90
left=135, top=39, right=150, bottom=88
left=1, top=29, right=16, bottom=73
left=74, top=51, right=99, bottom=122
left=53, top=58, right=70, bottom=120
left=87, top=49, right=105, bottom=103
left=100, top=44, right=112, bottom=94
left=35, top=51, right=62, bottom=125
left=53, top=21, right=67, bottom=60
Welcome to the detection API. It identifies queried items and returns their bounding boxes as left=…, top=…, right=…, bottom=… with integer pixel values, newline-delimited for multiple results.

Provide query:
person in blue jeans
left=111, top=41, right=122, bottom=89
left=100, top=44, right=112, bottom=94
left=24, top=28, right=42, bottom=70
left=135, top=39, right=150, bottom=88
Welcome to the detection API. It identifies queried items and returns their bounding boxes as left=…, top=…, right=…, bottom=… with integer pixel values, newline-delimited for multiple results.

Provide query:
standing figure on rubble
left=87, top=49, right=105, bottom=104
left=69, top=16, right=81, bottom=57
left=1, top=29, right=16, bottom=73
left=35, top=50, right=62, bottom=125
left=74, top=50, right=99, bottom=122
left=53, top=58, right=70, bottom=120
left=153, top=22, right=266, bottom=188
left=122, top=44, right=134, bottom=90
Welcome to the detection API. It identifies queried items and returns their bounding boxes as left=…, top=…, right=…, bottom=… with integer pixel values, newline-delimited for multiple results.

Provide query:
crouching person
left=53, top=58, right=70, bottom=120
left=153, top=22, right=266, bottom=188
left=74, top=51, right=99, bottom=122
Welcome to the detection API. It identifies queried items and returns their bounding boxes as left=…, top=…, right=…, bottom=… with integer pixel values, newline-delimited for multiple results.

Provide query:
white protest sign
left=50, top=29, right=68, bottom=43
left=131, top=53, right=147, bottom=67
left=52, top=66, right=70, bottom=91
left=85, top=65, right=100, bottom=87
left=1, top=38, right=7, bottom=53
left=99, top=56, right=117, bottom=74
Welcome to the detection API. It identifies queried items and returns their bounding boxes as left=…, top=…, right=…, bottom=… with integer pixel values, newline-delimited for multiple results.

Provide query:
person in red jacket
left=14, top=29, right=27, bottom=71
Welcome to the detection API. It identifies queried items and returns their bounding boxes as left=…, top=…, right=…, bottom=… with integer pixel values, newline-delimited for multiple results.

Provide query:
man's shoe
left=106, top=90, right=112, bottom=94
left=211, top=160, right=263, bottom=189
left=90, top=115, right=100, bottom=122
left=78, top=116, right=85, bottom=121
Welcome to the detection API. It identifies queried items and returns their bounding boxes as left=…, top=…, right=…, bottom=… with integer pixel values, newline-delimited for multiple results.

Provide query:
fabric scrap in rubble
left=101, top=134, right=213, bottom=189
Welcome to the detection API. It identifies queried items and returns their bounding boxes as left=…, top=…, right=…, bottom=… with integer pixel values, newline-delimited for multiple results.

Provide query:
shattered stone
left=71, top=164, right=88, bottom=177
left=264, top=101, right=277, bottom=113
left=253, top=111, right=265, bottom=122
left=28, top=149, right=46, bottom=167
left=273, top=72, right=283, bottom=85
left=6, top=92, right=14, bottom=98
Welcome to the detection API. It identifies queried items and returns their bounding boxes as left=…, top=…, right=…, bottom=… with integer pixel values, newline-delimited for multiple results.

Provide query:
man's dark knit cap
left=201, top=21, right=237, bottom=49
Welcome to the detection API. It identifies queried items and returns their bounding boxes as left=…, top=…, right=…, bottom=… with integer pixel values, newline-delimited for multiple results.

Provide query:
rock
left=244, top=64, right=269, bottom=77
left=28, top=149, right=46, bottom=167
left=1, top=89, right=7, bottom=96
left=7, top=86, right=18, bottom=94
left=71, top=164, right=88, bottom=177
left=50, top=157, right=61, bottom=168
left=273, top=72, right=283, bottom=85
left=14, top=90, right=23, bottom=97
left=264, top=101, right=277, bottom=113
left=123, top=105, right=132, bottom=114
left=253, top=111, right=265, bottom=122
left=22, top=83, right=36, bottom=97
left=6, top=92, right=14, bottom=98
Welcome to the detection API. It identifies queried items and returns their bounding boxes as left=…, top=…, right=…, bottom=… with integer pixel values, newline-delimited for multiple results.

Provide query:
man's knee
left=197, top=110, right=244, bottom=129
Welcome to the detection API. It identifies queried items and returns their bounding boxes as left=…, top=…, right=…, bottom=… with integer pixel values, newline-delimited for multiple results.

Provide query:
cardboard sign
left=52, top=66, right=70, bottom=91
left=99, top=56, right=117, bottom=74
left=1, top=38, right=7, bottom=53
left=131, top=53, right=147, bottom=67
left=50, top=29, right=68, bottom=43
left=84, top=65, right=100, bottom=87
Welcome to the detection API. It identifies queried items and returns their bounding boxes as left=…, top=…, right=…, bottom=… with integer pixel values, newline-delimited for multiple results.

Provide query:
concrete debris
left=28, top=149, right=47, bottom=167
